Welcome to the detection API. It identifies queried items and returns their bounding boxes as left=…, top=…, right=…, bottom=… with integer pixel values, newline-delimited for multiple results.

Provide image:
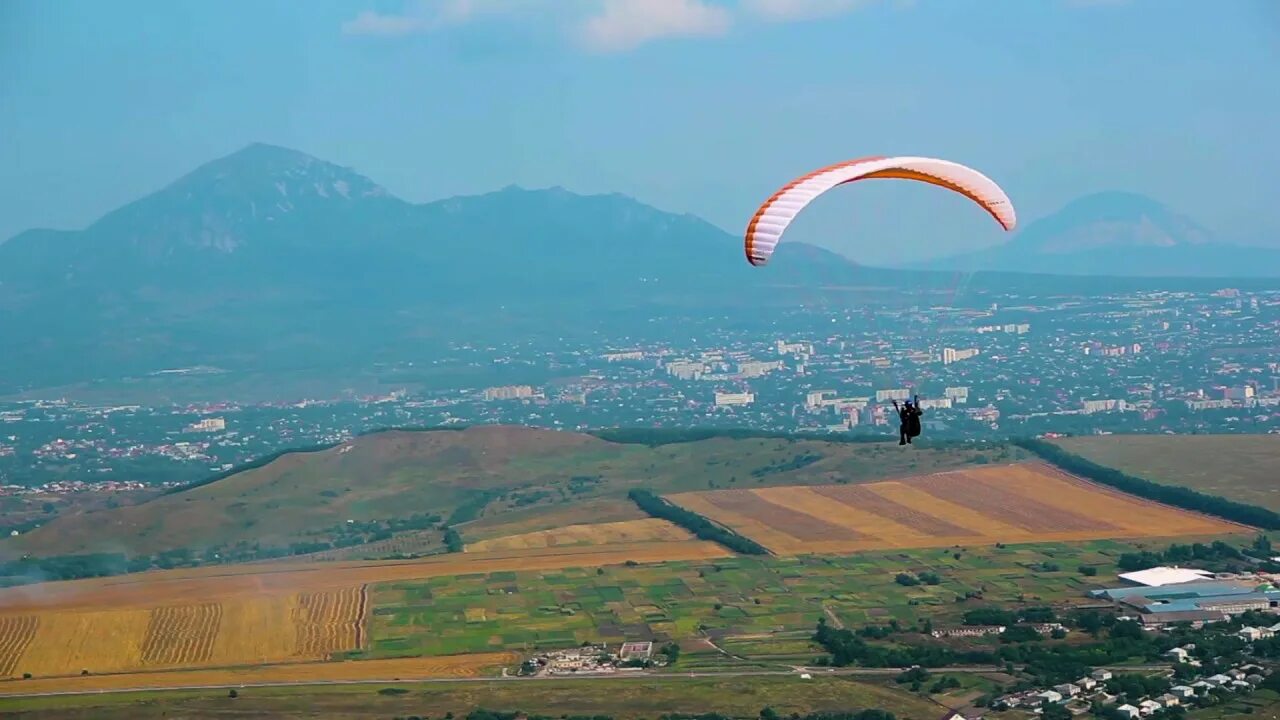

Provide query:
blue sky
left=1, top=0, right=1277, bottom=264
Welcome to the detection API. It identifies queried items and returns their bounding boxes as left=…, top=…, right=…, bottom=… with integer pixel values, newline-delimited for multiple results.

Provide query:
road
left=0, top=663, right=1176, bottom=701
left=0, top=665, right=1003, bottom=700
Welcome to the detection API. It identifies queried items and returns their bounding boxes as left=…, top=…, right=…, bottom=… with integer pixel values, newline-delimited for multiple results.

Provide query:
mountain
left=0, top=144, right=877, bottom=393
left=917, top=191, right=1280, bottom=277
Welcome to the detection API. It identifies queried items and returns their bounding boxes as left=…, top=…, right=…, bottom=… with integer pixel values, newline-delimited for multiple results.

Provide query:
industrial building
left=1090, top=577, right=1280, bottom=627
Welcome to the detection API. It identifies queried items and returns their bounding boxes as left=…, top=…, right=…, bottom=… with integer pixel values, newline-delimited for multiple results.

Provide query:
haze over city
left=4, top=3, right=1280, bottom=720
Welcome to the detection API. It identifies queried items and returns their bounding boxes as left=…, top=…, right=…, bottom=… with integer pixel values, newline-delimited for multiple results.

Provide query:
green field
left=0, top=675, right=943, bottom=720
left=1054, top=435, right=1280, bottom=511
left=364, top=538, right=1161, bottom=659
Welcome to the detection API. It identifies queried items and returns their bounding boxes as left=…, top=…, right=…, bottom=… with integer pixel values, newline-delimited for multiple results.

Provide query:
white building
left=943, top=386, right=970, bottom=404
left=737, top=360, right=784, bottom=378
left=1036, top=690, right=1063, bottom=705
left=1117, top=567, right=1215, bottom=587
left=187, top=417, right=226, bottom=433
left=875, top=388, right=911, bottom=402
left=483, top=385, right=535, bottom=401
left=714, top=392, right=754, bottom=407
left=1116, top=704, right=1140, bottom=720
left=942, top=347, right=980, bottom=365
left=1081, top=398, right=1127, bottom=414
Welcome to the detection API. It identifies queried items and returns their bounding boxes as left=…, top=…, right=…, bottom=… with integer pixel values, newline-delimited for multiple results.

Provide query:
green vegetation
left=0, top=675, right=941, bottom=720
left=363, top=538, right=1175, bottom=658
left=1016, top=437, right=1280, bottom=529
left=628, top=489, right=769, bottom=555
left=1116, top=536, right=1279, bottom=573
left=1052, top=434, right=1280, bottom=512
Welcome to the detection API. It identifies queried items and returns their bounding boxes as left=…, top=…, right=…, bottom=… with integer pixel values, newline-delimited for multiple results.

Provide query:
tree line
left=627, top=489, right=769, bottom=555
left=1014, top=438, right=1280, bottom=529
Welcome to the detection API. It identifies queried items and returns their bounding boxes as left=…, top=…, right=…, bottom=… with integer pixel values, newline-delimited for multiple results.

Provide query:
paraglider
left=743, top=156, right=1017, bottom=267
left=893, top=397, right=924, bottom=445
left=743, top=156, right=1012, bottom=447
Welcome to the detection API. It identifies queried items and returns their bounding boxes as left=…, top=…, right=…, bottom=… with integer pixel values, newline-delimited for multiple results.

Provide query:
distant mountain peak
left=78, top=143, right=399, bottom=256
left=171, top=143, right=389, bottom=199
left=912, top=190, right=1280, bottom=278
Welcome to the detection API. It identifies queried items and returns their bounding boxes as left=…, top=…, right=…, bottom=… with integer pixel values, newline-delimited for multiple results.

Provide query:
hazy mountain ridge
left=917, top=191, right=1280, bottom=277
left=3, top=145, right=1277, bottom=394
left=0, top=144, right=869, bottom=391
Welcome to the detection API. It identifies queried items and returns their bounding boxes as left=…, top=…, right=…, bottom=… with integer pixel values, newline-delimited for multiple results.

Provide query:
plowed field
left=667, top=463, right=1246, bottom=555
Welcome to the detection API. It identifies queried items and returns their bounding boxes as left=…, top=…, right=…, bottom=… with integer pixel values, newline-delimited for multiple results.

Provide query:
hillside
left=0, top=426, right=1018, bottom=563
left=1052, top=434, right=1280, bottom=511
left=919, top=191, right=1280, bottom=277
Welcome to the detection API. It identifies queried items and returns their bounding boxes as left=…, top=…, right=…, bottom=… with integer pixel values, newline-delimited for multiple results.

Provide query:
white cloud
left=578, top=0, right=732, bottom=53
left=341, top=0, right=520, bottom=37
left=742, top=0, right=875, bottom=22
left=342, top=10, right=427, bottom=36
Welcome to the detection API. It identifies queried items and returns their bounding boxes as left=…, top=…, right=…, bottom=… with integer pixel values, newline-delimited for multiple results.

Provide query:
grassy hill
left=0, top=426, right=1019, bottom=563
left=1052, top=434, right=1280, bottom=511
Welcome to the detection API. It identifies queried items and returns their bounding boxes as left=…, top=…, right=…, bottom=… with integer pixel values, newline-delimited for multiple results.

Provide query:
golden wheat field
left=667, top=462, right=1247, bottom=556
left=466, top=519, right=694, bottom=552
left=0, top=543, right=725, bottom=679
left=0, top=586, right=369, bottom=678
left=0, top=652, right=520, bottom=696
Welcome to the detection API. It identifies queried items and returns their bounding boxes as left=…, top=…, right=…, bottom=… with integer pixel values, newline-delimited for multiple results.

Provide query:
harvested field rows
left=0, top=616, right=37, bottom=676
left=294, top=586, right=366, bottom=657
left=667, top=462, right=1246, bottom=556
left=466, top=519, right=693, bottom=552
left=0, top=543, right=726, bottom=678
left=140, top=603, right=221, bottom=666
left=0, top=591, right=366, bottom=678
left=0, top=652, right=520, bottom=696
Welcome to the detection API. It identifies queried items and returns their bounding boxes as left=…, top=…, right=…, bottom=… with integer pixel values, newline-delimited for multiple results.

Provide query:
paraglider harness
left=893, top=397, right=923, bottom=443
left=905, top=404, right=922, bottom=439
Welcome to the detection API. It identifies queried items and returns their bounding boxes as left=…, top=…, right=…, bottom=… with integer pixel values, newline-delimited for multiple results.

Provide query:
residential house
left=1207, top=674, right=1233, bottom=687
left=1191, top=681, right=1214, bottom=694
left=1170, top=685, right=1195, bottom=700
left=1139, top=699, right=1163, bottom=715
left=1248, top=674, right=1266, bottom=686
left=1077, top=677, right=1098, bottom=692
left=1157, top=694, right=1180, bottom=708
left=1239, top=626, right=1266, bottom=642
left=1231, top=680, right=1253, bottom=692
left=1092, top=669, right=1114, bottom=682
left=1037, top=690, right=1063, bottom=705
left=1167, top=647, right=1189, bottom=662
left=1053, top=683, right=1080, bottom=698
left=1115, top=704, right=1140, bottom=719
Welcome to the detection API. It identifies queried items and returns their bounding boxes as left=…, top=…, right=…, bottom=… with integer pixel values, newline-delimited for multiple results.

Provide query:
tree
left=228, top=689, right=239, bottom=699
left=1041, top=703, right=1071, bottom=720
left=895, top=573, right=920, bottom=587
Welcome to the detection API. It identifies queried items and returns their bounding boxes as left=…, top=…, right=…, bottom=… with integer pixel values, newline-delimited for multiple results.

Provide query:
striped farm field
left=466, top=519, right=694, bottom=552
left=666, top=462, right=1248, bottom=556
left=1, top=588, right=368, bottom=678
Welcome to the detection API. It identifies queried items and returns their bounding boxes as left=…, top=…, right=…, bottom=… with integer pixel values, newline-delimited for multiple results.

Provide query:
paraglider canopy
left=744, top=156, right=1017, bottom=267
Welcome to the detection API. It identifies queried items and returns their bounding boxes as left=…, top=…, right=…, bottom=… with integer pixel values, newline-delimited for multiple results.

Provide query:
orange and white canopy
left=744, top=156, right=1017, bottom=266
